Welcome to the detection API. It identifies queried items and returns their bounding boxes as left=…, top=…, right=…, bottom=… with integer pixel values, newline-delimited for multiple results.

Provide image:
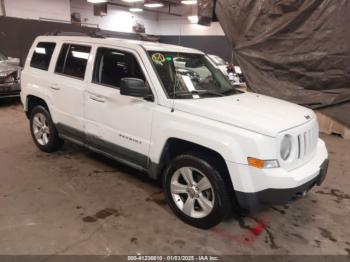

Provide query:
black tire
left=29, top=105, right=63, bottom=153
left=163, top=153, right=233, bottom=229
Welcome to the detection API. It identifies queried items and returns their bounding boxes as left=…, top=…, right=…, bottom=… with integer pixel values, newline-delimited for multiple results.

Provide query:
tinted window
left=30, top=42, right=56, bottom=70
left=55, top=44, right=91, bottom=79
left=93, top=48, right=145, bottom=88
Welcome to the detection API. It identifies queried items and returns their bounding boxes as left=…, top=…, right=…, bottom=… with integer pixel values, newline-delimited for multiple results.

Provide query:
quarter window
left=93, top=47, right=145, bottom=88
left=55, top=44, right=91, bottom=79
left=30, top=42, right=56, bottom=70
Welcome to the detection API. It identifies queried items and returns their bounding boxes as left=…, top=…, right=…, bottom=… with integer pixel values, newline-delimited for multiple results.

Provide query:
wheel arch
left=150, top=137, right=234, bottom=194
left=25, top=95, right=50, bottom=119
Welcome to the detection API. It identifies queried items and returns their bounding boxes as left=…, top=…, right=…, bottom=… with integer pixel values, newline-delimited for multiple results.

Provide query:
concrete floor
left=0, top=100, right=349, bottom=256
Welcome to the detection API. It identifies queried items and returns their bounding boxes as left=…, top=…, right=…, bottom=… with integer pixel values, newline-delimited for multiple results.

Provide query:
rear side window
left=55, top=44, right=91, bottom=79
left=30, top=42, right=56, bottom=70
left=93, top=47, right=145, bottom=88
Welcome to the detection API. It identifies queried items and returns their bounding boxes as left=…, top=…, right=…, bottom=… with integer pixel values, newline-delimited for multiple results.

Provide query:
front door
left=84, top=46, right=155, bottom=169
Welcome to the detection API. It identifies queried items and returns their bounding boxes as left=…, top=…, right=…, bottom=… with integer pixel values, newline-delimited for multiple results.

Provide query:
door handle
left=50, top=85, right=60, bottom=91
left=89, top=95, right=105, bottom=103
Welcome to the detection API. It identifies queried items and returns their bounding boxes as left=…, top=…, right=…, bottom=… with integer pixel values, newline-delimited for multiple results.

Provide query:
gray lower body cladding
left=56, top=123, right=156, bottom=177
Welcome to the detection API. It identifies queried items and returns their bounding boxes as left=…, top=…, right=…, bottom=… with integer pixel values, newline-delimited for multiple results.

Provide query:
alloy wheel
left=170, top=167, right=215, bottom=218
left=32, top=113, right=50, bottom=146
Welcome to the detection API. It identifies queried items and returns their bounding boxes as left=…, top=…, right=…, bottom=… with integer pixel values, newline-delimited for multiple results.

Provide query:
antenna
left=171, top=23, right=183, bottom=113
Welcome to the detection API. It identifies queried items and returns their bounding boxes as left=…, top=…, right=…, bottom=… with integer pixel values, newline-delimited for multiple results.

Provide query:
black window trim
left=30, top=41, right=57, bottom=71
left=91, top=46, right=154, bottom=101
left=54, top=42, right=92, bottom=81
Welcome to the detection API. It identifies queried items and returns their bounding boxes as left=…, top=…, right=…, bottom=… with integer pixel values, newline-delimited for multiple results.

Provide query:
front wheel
left=163, top=154, right=232, bottom=229
left=30, top=106, right=63, bottom=153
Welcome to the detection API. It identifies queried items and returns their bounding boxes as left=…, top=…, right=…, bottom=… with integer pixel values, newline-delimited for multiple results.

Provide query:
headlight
left=280, top=135, right=292, bottom=160
left=0, top=70, right=12, bottom=78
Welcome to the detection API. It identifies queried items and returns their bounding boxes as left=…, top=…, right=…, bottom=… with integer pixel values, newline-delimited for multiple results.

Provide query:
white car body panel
left=172, top=93, right=315, bottom=137
left=82, top=44, right=155, bottom=165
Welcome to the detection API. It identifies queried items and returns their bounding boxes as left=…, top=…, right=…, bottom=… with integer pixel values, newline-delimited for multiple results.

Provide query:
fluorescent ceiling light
left=144, top=3, right=164, bottom=8
left=181, top=0, right=197, bottom=5
left=87, top=0, right=108, bottom=3
left=129, top=7, right=143, bottom=12
left=122, top=0, right=144, bottom=2
left=187, top=15, right=199, bottom=23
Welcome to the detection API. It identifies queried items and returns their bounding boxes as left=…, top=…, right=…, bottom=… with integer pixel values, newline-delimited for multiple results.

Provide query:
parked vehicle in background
left=208, top=54, right=245, bottom=85
left=0, top=52, right=21, bottom=99
left=21, top=35, right=328, bottom=229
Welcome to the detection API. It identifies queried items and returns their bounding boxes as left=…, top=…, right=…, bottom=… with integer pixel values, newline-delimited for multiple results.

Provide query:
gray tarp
left=198, top=0, right=350, bottom=109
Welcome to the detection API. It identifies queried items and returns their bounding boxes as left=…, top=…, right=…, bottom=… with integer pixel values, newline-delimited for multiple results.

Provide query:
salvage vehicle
left=21, top=35, right=329, bottom=228
left=0, top=52, right=21, bottom=99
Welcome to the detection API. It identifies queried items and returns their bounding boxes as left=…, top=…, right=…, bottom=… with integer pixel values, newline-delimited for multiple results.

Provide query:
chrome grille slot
left=304, top=132, right=307, bottom=155
left=297, top=125, right=317, bottom=160
left=298, top=135, right=301, bottom=159
left=308, top=129, right=312, bottom=154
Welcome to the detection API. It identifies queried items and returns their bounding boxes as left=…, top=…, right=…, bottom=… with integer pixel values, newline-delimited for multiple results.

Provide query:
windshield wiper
left=221, top=88, right=243, bottom=95
left=170, top=89, right=225, bottom=97
left=195, top=90, right=225, bottom=97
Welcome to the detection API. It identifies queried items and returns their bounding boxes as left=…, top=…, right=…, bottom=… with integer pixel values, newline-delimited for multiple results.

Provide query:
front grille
left=297, top=125, right=318, bottom=159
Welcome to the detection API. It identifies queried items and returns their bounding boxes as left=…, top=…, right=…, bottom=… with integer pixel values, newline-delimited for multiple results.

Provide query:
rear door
left=84, top=45, right=155, bottom=169
left=50, top=42, right=92, bottom=141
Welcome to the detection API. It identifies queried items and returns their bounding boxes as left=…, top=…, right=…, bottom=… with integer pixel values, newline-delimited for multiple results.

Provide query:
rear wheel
left=30, top=106, right=63, bottom=153
left=163, top=153, right=232, bottom=229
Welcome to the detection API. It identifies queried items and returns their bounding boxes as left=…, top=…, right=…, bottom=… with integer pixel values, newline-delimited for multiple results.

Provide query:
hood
left=0, top=62, right=18, bottom=75
left=174, top=92, right=315, bottom=137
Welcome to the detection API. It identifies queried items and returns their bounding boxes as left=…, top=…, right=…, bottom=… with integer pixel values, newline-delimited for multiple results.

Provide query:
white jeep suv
left=21, top=35, right=329, bottom=229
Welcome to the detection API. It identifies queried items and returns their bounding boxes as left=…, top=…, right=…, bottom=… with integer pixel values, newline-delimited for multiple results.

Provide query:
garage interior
left=0, top=0, right=350, bottom=259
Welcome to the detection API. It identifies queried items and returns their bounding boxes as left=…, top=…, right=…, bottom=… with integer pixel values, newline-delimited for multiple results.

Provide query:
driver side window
left=93, top=47, right=145, bottom=89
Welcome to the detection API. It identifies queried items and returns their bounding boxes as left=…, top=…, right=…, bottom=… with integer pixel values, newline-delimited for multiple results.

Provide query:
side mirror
left=120, top=78, right=151, bottom=98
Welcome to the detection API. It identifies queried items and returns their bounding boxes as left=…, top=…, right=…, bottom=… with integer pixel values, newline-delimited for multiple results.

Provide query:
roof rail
left=44, top=31, right=105, bottom=38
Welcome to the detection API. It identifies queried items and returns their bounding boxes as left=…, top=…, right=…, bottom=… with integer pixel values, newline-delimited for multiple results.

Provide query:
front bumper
left=227, top=139, right=328, bottom=210
left=235, top=159, right=328, bottom=210
left=0, top=82, right=21, bottom=98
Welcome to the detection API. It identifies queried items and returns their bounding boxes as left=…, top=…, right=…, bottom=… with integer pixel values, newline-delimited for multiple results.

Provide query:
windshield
left=0, top=52, right=7, bottom=61
left=148, top=51, right=240, bottom=99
